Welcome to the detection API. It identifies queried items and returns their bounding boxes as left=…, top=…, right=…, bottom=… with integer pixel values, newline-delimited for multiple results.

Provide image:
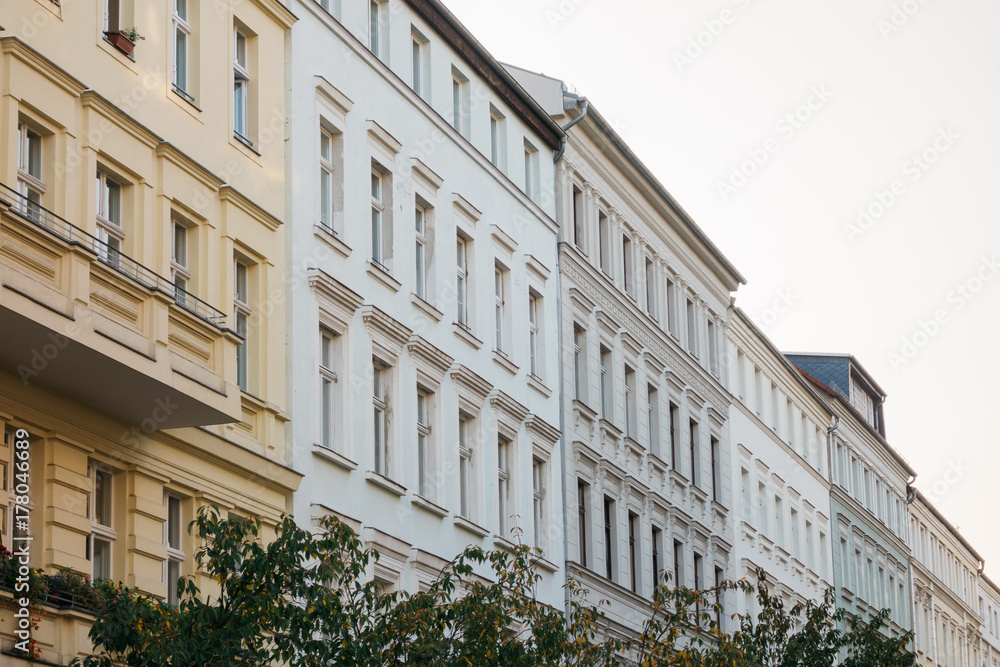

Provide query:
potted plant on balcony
left=105, top=26, right=144, bottom=57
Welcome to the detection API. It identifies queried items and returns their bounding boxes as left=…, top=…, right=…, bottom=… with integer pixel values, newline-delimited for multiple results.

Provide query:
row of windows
left=912, top=517, right=977, bottom=608
left=915, top=604, right=974, bottom=665
left=575, top=479, right=725, bottom=623
left=738, top=464, right=829, bottom=578
left=317, top=330, right=551, bottom=549
left=831, top=440, right=907, bottom=541
left=572, top=324, right=722, bottom=498
left=568, top=181, right=722, bottom=376
left=838, top=530, right=907, bottom=623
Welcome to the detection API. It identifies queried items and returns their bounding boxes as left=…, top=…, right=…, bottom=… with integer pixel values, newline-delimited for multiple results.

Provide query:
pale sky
left=444, top=0, right=1000, bottom=571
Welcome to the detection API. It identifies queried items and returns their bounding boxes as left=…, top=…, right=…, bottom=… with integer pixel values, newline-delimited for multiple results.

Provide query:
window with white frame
left=369, top=0, right=387, bottom=62
left=528, top=291, right=540, bottom=378
left=171, top=218, right=191, bottom=303
left=458, top=411, right=475, bottom=520
left=414, top=204, right=429, bottom=299
left=411, top=29, right=429, bottom=99
left=88, top=464, right=116, bottom=581
left=172, top=0, right=192, bottom=99
left=319, top=329, right=339, bottom=450
left=494, top=264, right=509, bottom=354
left=372, top=357, right=391, bottom=477
left=599, top=344, right=612, bottom=420
left=622, top=233, right=635, bottom=297
left=104, top=0, right=124, bottom=34
left=533, top=457, right=545, bottom=549
left=416, top=388, right=432, bottom=498
left=234, top=259, right=250, bottom=392
left=489, top=106, right=506, bottom=170
left=647, top=383, right=660, bottom=457
left=233, top=28, right=250, bottom=142
left=318, top=0, right=340, bottom=17
left=689, top=419, right=700, bottom=485
left=707, top=318, right=719, bottom=375
left=572, top=185, right=585, bottom=251
left=666, top=276, right=678, bottom=337
left=497, top=436, right=512, bottom=536
left=598, top=210, right=611, bottom=275
left=320, top=128, right=336, bottom=233
left=370, top=163, right=392, bottom=271
left=96, top=169, right=124, bottom=265
left=573, top=324, right=587, bottom=402
left=456, top=234, right=470, bottom=328
left=645, top=258, right=657, bottom=318
left=16, top=122, right=44, bottom=214
left=624, top=364, right=636, bottom=438
left=164, top=494, right=185, bottom=605
left=523, top=139, right=539, bottom=200
left=451, top=69, right=469, bottom=137
left=669, top=402, right=680, bottom=468
left=686, top=298, right=697, bottom=356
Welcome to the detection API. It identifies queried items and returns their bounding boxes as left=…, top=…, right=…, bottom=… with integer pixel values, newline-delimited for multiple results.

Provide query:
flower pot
left=105, top=30, right=136, bottom=57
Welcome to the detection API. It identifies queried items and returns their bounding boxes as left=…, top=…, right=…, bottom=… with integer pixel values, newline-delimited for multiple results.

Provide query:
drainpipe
left=554, top=90, right=587, bottom=621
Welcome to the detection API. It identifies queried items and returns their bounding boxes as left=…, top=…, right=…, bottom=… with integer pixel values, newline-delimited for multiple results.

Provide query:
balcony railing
left=0, top=181, right=226, bottom=328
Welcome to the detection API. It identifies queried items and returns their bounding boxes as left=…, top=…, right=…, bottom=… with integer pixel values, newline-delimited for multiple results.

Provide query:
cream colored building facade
left=910, top=490, right=984, bottom=666
left=0, top=0, right=299, bottom=662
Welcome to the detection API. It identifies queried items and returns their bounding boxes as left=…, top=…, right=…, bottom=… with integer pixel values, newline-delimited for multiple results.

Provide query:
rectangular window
left=494, top=264, right=507, bottom=352
left=234, top=260, right=250, bottom=392
left=370, top=166, right=388, bottom=270
left=577, top=479, right=589, bottom=566
left=599, top=345, right=612, bottom=420
left=88, top=465, right=115, bottom=581
left=689, top=419, right=699, bottom=485
left=164, top=494, right=185, bottom=605
left=737, top=351, right=747, bottom=399
left=622, top=234, right=634, bottom=297
left=573, top=324, right=587, bottom=402
left=754, top=368, right=764, bottom=415
left=598, top=210, right=611, bottom=275
left=456, top=234, right=469, bottom=327
left=604, top=496, right=615, bottom=581
left=714, top=566, right=724, bottom=628
left=786, top=399, right=796, bottom=447
left=320, top=128, right=336, bottom=233
left=774, top=495, right=784, bottom=544
left=171, top=219, right=191, bottom=302
left=624, top=365, right=636, bottom=438
left=686, top=298, right=697, bottom=356
left=368, top=0, right=386, bottom=61
left=652, top=526, right=663, bottom=587
left=410, top=28, right=428, bottom=98
left=523, top=139, right=539, bottom=200
left=489, top=106, right=506, bottom=169
left=666, top=277, right=678, bottom=337
left=693, top=552, right=703, bottom=606
left=645, top=258, right=657, bottom=318
left=415, top=205, right=427, bottom=299
left=647, top=384, right=660, bottom=457
left=572, top=185, right=585, bottom=251
left=497, top=436, right=511, bottom=536
left=790, top=508, right=799, bottom=559
left=459, top=412, right=474, bottom=519
left=740, top=468, right=751, bottom=522
left=628, top=511, right=639, bottom=593
left=707, top=319, right=718, bottom=375
left=104, top=0, right=121, bottom=33
left=96, top=169, right=124, bottom=266
left=669, top=402, right=680, bottom=470
left=528, top=292, right=540, bottom=378
left=673, top=539, right=683, bottom=586
left=451, top=69, right=469, bottom=137
left=16, top=122, right=44, bottom=216
left=233, top=28, right=250, bottom=141
left=710, top=436, right=720, bottom=502
left=532, top=457, right=545, bottom=548
left=758, top=483, right=769, bottom=535
left=172, top=0, right=191, bottom=97
left=372, top=359, right=390, bottom=476
left=319, top=329, right=339, bottom=450
left=771, top=384, right=780, bottom=432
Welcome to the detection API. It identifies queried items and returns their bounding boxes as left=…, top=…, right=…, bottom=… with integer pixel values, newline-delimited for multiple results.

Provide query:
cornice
left=448, top=363, right=492, bottom=403
left=1, top=36, right=86, bottom=98
left=219, top=185, right=283, bottom=231
left=525, top=414, right=560, bottom=446
left=406, top=334, right=454, bottom=379
left=156, top=142, right=225, bottom=191
left=249, top=0, right=298, bottom=30
left=361, top=304, right=412, bottom=357
left=81, top=91, right=160, bottom=148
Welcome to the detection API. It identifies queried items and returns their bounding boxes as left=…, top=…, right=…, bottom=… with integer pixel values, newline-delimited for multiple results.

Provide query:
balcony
left=0, top=182, right=242, bottom=428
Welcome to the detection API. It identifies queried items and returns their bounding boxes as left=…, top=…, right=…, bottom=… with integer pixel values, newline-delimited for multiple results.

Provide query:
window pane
left=168, top=496, right=182, bottom=549
left=95, top=470, right=112, bottom=526
left=175, top=28, right=188, bottom=90
left=94, top=538, right=111, bottom=580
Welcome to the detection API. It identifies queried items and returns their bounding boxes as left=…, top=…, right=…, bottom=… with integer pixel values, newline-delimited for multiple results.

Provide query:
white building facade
left=910, top=490, right=984, bottom=666
left=979, top=575, right=1000, bottom=666
left=509, top=67, right=745, bottom=637
left=726, top=309, right=835, bottom=616
left=285, top=0, right=566, bottom=603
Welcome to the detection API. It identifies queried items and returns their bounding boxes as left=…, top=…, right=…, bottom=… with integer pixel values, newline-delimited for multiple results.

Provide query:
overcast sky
left=444, top=0, right=1000, bottom=572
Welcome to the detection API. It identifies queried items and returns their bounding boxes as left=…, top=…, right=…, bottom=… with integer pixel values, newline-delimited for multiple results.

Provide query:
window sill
left=572, top=399, right=598, bottom=424
left=171, top=85, right=201, bottom=111
left=233, top=132, right=260, bottom=155
left=312, top=445, right=357, bottom=471
left=453, top=322, right=483, bottom=350
left=412, top=494, right=448, bottom=518
left=527, top=373, right=551, bottom=398
left=314, top=224, right=352, bottom=259
left=366, top=260, right=401, bottom=292
left=365, top=470, right=406, bottom=496
left=493, top=534, right=517, bottom=552
left=597, top=418, right=622, bottom=439
left=410, top=293, right=443, bottom=322
left=492, top=349, right=518, bottom=376
left=453, top=515, right=489, bottom=538
left=533, top=554, right=559, bottom=573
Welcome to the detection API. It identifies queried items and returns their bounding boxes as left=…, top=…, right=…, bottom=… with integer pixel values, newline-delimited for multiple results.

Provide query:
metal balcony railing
left=0, top=182, right=226, bottom=328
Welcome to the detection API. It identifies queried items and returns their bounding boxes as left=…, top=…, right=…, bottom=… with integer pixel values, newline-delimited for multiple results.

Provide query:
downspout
left=555, top=91, right=587, bottom=620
